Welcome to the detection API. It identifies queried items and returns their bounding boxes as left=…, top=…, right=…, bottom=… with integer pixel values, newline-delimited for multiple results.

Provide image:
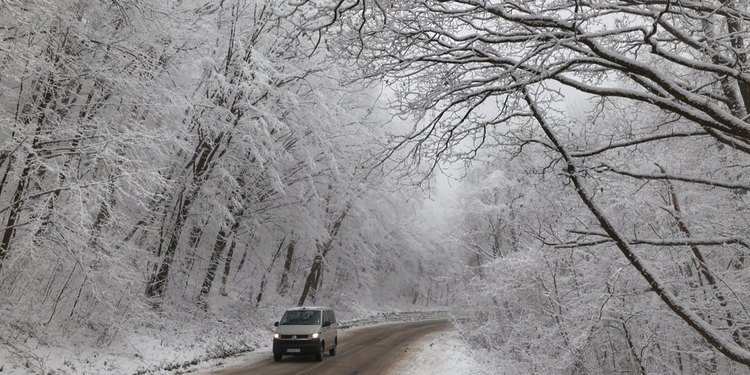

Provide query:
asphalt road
left=205, top=319, right=450, bottom=375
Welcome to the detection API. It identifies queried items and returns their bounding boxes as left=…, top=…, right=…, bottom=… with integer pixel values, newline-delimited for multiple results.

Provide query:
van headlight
left=273, top=333, right=280, bottom=339
left=312, top=333, right=319, bottom=339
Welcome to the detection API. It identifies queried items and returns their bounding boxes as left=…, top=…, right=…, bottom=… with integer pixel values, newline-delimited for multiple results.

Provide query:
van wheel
left=329, top=338, right=337, bottom=356
left=273, top=351, right=282, bottom=362
left=315, top=341, right=324, bottom=362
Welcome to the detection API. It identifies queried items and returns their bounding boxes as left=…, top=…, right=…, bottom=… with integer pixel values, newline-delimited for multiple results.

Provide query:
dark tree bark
left=197, top=218, right=243, bottom=310
left=277, top=238, right=296, bottom=297
left=298, top=203, right=350, bottom=306
left=256, top=238, right=286, bottom=307
left=0, top=73, right=55, bottom=268
left=657, top=164, right=744, bottom=347
left=89, top=174, right=116, bottom=247
left=219, top=235, right=237, bottom=297
left=622, top=321, right=647, bottom=375
left=145, top=135, right=226, bottom=301
left=197, top=224, right=230, bottom=311
left=0, top=159, right=31, bottom=267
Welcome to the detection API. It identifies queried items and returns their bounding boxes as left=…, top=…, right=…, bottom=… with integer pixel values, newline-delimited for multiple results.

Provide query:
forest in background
left=0, top=1, right=459, bottom=373
left=4, top=1, right=750, bottom=375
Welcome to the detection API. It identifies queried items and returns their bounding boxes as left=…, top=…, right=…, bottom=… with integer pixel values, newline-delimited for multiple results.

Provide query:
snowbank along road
left=205, top=319, right=450, bottom=375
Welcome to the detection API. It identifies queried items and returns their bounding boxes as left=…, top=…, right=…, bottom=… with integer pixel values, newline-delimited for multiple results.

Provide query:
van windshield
left=279, top=310, right=321, bottom=325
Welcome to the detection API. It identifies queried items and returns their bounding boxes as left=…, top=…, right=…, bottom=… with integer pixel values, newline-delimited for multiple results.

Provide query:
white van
left=272, top=306, right=338, bottom=362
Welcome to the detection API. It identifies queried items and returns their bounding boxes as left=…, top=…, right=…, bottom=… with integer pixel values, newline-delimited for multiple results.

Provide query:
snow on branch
left=598, top=163, right=750, bottom=192
left=553, top=229, right=750, bottom=250
left=570, top=130, right=709, bottom=158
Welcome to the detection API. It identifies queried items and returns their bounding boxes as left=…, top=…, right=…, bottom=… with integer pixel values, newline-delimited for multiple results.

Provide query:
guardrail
left=338, top=310, right=455, bottom=329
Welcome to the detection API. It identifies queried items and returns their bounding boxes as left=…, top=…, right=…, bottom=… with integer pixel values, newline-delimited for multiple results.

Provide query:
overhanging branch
left=521, top=83, right=750, bottom=366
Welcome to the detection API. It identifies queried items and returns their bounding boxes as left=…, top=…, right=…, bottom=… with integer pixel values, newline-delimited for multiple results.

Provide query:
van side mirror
left=274, top=321, right=279, bottom=327
left=323, top=321, right=331, bottom=327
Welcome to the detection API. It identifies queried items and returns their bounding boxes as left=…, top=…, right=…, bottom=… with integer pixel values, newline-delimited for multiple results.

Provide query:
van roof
left=285, top=306, right=331, bottom=311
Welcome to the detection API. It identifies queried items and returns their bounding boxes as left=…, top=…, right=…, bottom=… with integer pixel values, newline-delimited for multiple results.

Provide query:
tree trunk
left=297, top=203, right=350, bottom=306
left=725, top=0, right=750, bottom=114
left=236, top=247, right=248, bottom=274
left=219, top=235, right=237, bottom=297
left=277, top=238, right=296, bottom=296
left=197, top=224, right=230, bottom=311
left=298, top=254, right=323, bottom=306
left=0, top=156, right=33, bottom=268
left=176, top=217, right=208, bottom=299
left=89, top=174, right=116, bottom=247
left=144, top=187, right=194, bottom=300
left=256, top=239, right=286, bottom=307
left=657, top=163, right=741, bottom=344
left=491, top=222, right=503, bottom=259
left=622, top=321, right=646, bottom=375
left=0, top=146, right=14, bottom=199
left=145, top=138, right=222, bottom=301
left=0, top=77, right=52, bottom=267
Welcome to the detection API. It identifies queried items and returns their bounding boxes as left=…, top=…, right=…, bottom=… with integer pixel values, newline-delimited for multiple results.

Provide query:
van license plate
left=287, top=349, right=300, bottom=353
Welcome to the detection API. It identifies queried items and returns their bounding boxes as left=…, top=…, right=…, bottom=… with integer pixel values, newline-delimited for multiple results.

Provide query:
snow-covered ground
left=182, top=344, right=269, bottom=375
left=186, top=319, right=482, bottom=375
left=389, top=328, right=482, bottom=375
left=0, top=309, right=456, bottom=375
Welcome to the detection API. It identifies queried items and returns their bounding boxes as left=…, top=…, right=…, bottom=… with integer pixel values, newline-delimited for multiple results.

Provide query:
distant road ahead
left=205, top=319, right=450, bottom=375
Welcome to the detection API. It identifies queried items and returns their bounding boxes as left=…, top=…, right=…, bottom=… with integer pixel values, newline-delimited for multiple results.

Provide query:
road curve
left=205, top=319, right=450, bottom=375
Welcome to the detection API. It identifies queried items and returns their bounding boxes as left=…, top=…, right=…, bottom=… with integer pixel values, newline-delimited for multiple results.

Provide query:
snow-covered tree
left=292, top=0, right=750, bottom=368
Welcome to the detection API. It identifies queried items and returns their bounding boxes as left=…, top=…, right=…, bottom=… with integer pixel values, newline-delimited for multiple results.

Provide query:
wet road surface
left=204, top=319, right=450, bottom=375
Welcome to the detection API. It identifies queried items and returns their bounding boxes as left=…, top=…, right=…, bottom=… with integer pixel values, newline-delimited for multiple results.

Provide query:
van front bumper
left=273, top=338, right=321, bottom=355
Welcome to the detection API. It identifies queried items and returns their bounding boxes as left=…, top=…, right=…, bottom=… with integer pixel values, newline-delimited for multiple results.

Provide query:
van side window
left=327, top=310, right=336, bottom=324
